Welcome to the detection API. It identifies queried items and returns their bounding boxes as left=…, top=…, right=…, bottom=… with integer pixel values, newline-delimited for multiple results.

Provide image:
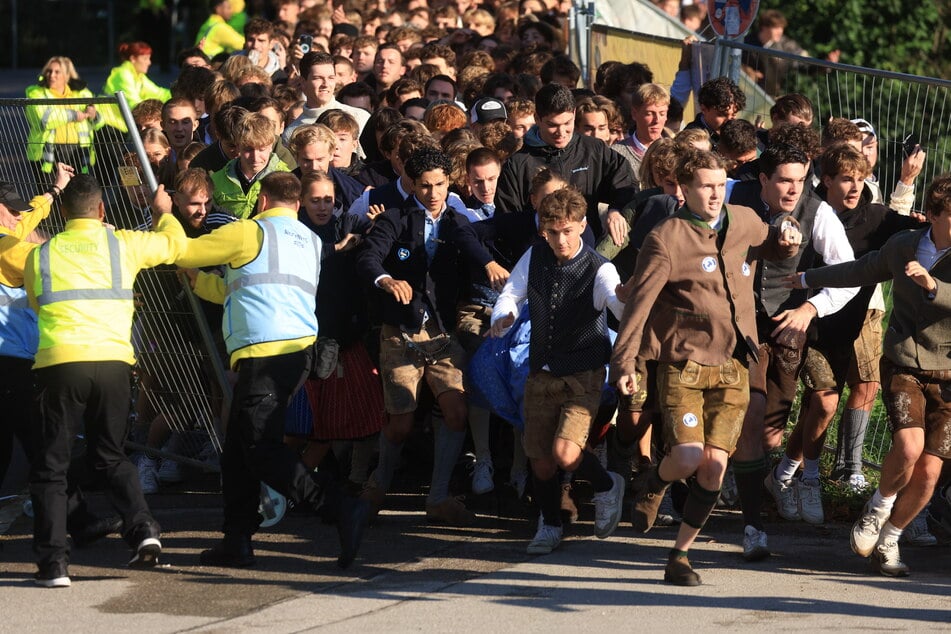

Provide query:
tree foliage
left=760, top=0, right=950, bottom=78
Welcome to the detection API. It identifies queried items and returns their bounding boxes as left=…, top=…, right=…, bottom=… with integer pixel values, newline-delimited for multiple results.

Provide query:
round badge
left=742, top=262, right=751, bottom=277
left=701, top=256, right=717, bottom=273
left=682, top=413, right=699, bottom=428
left=397, top=247, right=411, bottom=261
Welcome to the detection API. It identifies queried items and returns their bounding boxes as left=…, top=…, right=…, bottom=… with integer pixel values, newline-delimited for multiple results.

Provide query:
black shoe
left=71, top=515, right=123, bottom=548
left=336, top=494, right=370, bottom=569
left=34, top=561, right=70, bottom=588
left=199, top=534, right=256, bottom=568
left=664, top=554, right=701, bottom=586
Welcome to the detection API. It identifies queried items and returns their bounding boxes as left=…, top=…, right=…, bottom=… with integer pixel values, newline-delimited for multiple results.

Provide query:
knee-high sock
left=511, top=429, right=528, bottom=477
left=682, top=480, right=721, bottom=530
left=370, top=432, right=403, bottom=493
left=428, top=416, right=466, bottom=504
left=469, top=405, right=492, bottom=463
left=734, top=457, right=768, bottom=530
left=534, top=472, right=562, bottom=527
left=573, top=450, right=613, bottom=492
left=350, top=435, right=377, bottom=484
left=838, top=408, right=871, bottom=475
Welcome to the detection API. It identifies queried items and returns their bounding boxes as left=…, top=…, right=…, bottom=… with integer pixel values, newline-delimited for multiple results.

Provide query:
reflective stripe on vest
left=36, top=229, right=133, bottom=305
left=226, top=221, right=319, bottom=296
left=0, top=283, right=39, bottom=359
left=0, top=288, right=29, bottom=308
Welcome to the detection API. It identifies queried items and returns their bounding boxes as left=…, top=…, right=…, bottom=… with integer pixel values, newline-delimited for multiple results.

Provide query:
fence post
left=116, top=89, right=231, bottom=452
left=116, top=91, right=160, bottom=194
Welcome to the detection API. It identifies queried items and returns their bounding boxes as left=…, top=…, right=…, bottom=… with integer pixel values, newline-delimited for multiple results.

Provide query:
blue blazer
left=356, top=199, right=493, bottom=333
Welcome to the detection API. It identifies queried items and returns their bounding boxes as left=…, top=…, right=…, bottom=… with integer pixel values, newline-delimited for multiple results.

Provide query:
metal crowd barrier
left=0, top=92, right=227, bottom=474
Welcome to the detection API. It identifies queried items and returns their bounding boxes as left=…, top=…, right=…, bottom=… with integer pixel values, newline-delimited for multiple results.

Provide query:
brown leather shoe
left=425, top=496, right=476, bottom=526
left=664, top=554, right=701, bottom=586
left=560, top=482, right=579, bottom=525
left=632, top=484, right=669, bottom=533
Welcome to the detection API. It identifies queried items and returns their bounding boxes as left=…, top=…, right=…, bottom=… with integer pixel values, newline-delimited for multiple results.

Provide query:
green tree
left=761, top=0, right=950, bottom=78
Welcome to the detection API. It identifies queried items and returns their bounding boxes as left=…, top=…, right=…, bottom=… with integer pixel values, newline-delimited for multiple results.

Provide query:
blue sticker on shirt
left=397, top=247, right=411, bottom=261
left=701, top=256, right=717, bottom=273
left=742, top=262, right=751, bottom=277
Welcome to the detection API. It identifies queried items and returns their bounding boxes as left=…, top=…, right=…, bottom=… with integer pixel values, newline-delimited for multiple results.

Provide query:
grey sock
left=511, top=429, right=528, bottom=478
left=371, top=432, right=403, bottom=493
left=428, top=416, right=466, bottom=504
left=839, top=408, right=871, bottom=474
left=350, top=435, right=377, bottom=484
left=469, top=405, right=492, bottom=463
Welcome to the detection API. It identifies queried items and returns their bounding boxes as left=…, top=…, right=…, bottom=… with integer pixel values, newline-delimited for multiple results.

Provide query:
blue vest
left=0, top=281, right=37, bottom=360
left=223, top=216, right=321, bottom=354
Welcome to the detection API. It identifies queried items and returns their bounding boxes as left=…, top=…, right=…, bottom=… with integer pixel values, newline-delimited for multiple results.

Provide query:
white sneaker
left=471, top=459, right=495, bottom=495
left=901, top=509, right=937, bottom=547
left=34, top=562, right=70, bottom=588
left=158, top=459, right=184, bottom=484
left=764, top=468, right=800, bottom=521
left=798, top=478, right=824, bottom=524
left=138, top=457, right=159, bottom=495
left=848, top=473, right=868, bottom=492
left=851, top=501, right=890, bottom=557
left=509, top=470, right=528, bottom=499
left=742, top=525, right=770, bottom=562
left=592, top=471, right=625, bottom=538
left=527, top=517, right=563, bottom=554
left=871, top=540, right=910, bottom=577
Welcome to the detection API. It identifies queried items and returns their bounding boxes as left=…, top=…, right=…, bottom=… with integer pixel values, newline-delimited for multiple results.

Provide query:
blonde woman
left=25, top=57, right=102, bottom=177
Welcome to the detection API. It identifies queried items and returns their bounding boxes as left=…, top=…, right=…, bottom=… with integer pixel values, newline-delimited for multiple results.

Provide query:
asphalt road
left=1, top=480, right=949, bottom=633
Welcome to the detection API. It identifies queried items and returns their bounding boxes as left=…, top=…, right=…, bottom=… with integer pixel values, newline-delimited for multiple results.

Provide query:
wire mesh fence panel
left=0, top=95, right=225, bottom=473
left=726, top=39, right=951, bottom=214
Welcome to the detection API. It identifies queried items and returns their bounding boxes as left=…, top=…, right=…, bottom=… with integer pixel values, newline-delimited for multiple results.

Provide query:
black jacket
left=301, top=210, right=373, bottom=346
left=355, top=200, right=493, bottom=332
left=355, top=159, right=397, bottom=188
left=495, top=130, right=636, bottom=240
left=811, top=184, right=922, bottom=347
left=473, top=210, right=595, bottom=271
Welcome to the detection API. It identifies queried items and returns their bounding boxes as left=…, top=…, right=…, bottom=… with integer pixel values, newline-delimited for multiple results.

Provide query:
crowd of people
left=2, top=0, right=950, bottom=590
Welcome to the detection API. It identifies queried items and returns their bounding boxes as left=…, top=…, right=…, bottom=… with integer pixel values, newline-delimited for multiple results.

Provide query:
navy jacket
left=356, top=200, right=494, bottom=332
left=291, top=166, right=365, bottom=212
left=473, top=210, right=596, bottom=270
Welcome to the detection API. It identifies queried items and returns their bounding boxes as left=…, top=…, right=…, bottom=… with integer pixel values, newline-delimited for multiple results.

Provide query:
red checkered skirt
left=291, top=341, right=385, bottom=441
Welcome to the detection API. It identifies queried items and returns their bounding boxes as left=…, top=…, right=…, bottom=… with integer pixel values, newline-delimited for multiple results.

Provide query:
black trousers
left=1, top=355, right=93, bottom=529
left=0, top=356, right=35, bottom=487
left=222, top=349, right=328, bottom=537
left=31, top=361, right=157, bottom=568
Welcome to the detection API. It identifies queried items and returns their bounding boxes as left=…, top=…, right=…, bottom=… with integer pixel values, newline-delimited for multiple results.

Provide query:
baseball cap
left=470, top=97, right=507, bottom=125
left=0, top=182, right=32, bottom=212
left=851, top=118, right=876, bottom=138
left=332, top=23, right=359, bottom=38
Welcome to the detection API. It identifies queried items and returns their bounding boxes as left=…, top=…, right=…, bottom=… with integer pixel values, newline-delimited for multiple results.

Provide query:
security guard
left=25, top=175, right=187, bottom=588
left=173, top=172, right=368, bottom=570
left=1, top=166, right=122, bottom=552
